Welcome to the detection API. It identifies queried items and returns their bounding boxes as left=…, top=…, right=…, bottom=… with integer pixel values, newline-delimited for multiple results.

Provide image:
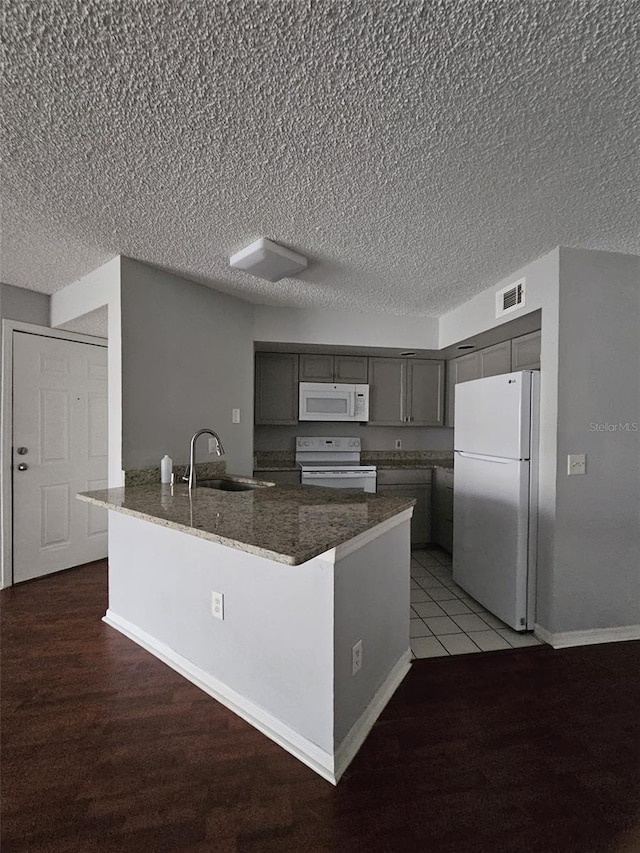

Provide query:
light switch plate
left=352, top=639, right=363, bottom=675
left=567, top=454, right=586, bottom=475
left=232, top=408, right=241, bottom=423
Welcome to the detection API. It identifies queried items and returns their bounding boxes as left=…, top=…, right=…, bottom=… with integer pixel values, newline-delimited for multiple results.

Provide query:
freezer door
left=452, top=451, right=532, bottom=630
left=454, top=371, right=532, bottom=459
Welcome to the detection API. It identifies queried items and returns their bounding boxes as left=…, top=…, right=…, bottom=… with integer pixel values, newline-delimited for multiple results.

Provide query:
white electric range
left=295, top=436, right=377, bottom=493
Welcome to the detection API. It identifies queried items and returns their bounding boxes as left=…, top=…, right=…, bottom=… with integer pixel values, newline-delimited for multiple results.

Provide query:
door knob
left=17, top=463, right=28, bottom=471
left=17, top=447, right=28, bottom=455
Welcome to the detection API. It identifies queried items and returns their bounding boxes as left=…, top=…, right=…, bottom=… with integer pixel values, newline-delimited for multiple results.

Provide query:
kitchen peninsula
left=78, top=480, right=415, bottom=784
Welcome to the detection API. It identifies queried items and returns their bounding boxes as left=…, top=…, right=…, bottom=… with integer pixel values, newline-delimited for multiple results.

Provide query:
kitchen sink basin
left=199, top=479, right=263, bottom=492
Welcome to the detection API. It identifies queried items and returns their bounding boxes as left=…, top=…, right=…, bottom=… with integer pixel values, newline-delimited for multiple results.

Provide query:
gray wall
left=552, top=249, right=640, bottom=632
left=333, top=518, right=410, bottom=746
left=108, top=512, right=335, bottom=753
left=120, top=258, right=255, bottom=475
left=0, top=283, right=50, bottom=326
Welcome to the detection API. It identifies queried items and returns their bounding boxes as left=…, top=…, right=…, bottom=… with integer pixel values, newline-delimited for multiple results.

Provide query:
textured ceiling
left=2, top=0, right=638, bottom=317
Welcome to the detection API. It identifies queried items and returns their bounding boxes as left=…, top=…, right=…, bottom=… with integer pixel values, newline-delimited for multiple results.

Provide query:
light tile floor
left=410, top=547, right=544, bottom=659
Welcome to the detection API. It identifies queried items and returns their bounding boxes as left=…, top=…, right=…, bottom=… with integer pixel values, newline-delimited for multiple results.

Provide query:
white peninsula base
left=104, top=508, right=413, bottom=784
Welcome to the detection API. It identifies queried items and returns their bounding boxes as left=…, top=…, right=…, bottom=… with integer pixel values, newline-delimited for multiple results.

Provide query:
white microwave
left=299, top=382, right=370, bottom=422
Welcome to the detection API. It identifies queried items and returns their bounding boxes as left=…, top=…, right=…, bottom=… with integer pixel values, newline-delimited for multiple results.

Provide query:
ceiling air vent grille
left=496, top=278, right=526, bottom=318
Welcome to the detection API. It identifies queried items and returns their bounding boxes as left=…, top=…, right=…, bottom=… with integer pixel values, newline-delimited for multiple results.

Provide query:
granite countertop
left=78, top=480, right=415, bottom=566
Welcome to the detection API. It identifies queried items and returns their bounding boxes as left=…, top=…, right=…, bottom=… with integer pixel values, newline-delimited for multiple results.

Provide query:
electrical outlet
left=395, top=439, right=402, bottom=450
left=211, top=590, right=224, bottom=620
left=232, top=408, right=241, bottom=424
left=352, top=639, right=363, bottom=675
left=567, top=454, right=586, bottom=475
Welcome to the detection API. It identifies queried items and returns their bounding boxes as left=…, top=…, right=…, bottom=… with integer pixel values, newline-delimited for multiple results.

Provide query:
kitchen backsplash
left=254, top=424, right=454, bottom=453
left=124, top=460, right=226, bottom=486
left=254, top=449, right=453, bottom=470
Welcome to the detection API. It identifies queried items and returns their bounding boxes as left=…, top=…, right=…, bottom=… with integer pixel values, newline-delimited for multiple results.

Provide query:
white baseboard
left=333, top=648, right=412, bottom=783
left=103, top=610, right=338, bottom=784
left=534, top=623, right=640, bottom=649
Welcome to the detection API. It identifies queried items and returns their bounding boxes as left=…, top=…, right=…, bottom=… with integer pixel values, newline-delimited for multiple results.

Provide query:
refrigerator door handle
left=456, top=451, right=516, bottom=464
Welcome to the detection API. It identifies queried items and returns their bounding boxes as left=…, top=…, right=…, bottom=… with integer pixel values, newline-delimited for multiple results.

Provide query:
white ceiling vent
left=496, top=278, right=526, bottom=317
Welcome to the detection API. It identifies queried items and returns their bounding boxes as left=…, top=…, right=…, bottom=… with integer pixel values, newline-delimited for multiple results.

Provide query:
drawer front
left=253, top=470, right=300, bottom=485
left=377, top=468, right=432, bottom=486
left=377, top=484, right=431, bottom=545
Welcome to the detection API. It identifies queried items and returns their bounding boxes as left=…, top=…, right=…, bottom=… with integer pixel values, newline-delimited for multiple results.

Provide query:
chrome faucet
left=183, top=428, right=225, bottom=490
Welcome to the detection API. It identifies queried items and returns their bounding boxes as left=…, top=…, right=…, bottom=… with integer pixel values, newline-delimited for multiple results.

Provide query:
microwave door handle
left=348, top=391, right=355, bottom=417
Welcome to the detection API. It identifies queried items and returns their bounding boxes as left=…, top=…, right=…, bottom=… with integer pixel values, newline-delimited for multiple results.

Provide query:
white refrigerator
left=453, top=371, right=540, bottom=631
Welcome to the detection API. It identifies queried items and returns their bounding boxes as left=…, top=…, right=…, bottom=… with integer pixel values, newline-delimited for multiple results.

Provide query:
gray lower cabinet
left=299, top=354, right=368, bottom=383
left=431, top=467, right=454, bottom=553
left=377, top=468, right=432, bottom=546
left=369, top=358, right=444, bottom=426
left=511, top=331, right=541, bottom=370
left=255, top=353, right=299, bottom=425
left=253, top=469, right=301, bottom=485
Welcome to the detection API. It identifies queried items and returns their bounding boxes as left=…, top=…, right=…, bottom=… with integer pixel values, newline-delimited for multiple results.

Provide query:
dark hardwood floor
left=2, top=562, right=639, bottom=853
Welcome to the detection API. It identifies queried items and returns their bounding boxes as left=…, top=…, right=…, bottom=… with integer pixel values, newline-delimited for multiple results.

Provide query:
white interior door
left=12, top=332, right=108, bottom=583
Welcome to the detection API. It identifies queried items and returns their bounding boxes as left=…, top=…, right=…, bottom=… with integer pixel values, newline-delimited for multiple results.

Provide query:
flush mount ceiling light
left=229, top=237, right=308, bottom=282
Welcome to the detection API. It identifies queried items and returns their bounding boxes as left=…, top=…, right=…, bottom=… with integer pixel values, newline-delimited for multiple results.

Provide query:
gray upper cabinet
left=511, top=331, right=541, bottom=370
left=299, top=354, right=334, bottom=382
left=334, top=355, right=368, bottom=382
left=445, top=339, right=522, bottom=427
left=255, top=353, right=299, bottom=425
left=407, top=359, right=445, bottom=425
left=445, top=352, right=481, bottom=427
left=369, top=358, right=444, bottom=426
left=479, top=340, right=512, bottom=377
left=299, top=354, right=368, bottom=383
left=368, top=358, right=405, bottom=424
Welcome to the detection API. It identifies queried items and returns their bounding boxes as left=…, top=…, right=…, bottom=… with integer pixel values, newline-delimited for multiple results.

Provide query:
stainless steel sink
left=199, top=479, right=262, bottom=492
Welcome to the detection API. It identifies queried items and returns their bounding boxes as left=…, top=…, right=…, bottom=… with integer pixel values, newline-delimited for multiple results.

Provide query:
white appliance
left=296, top=437, right=377, bottom=493
left=299, top=382, right=369, bottom=422
left=453, top=371, right=540, bottom=631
